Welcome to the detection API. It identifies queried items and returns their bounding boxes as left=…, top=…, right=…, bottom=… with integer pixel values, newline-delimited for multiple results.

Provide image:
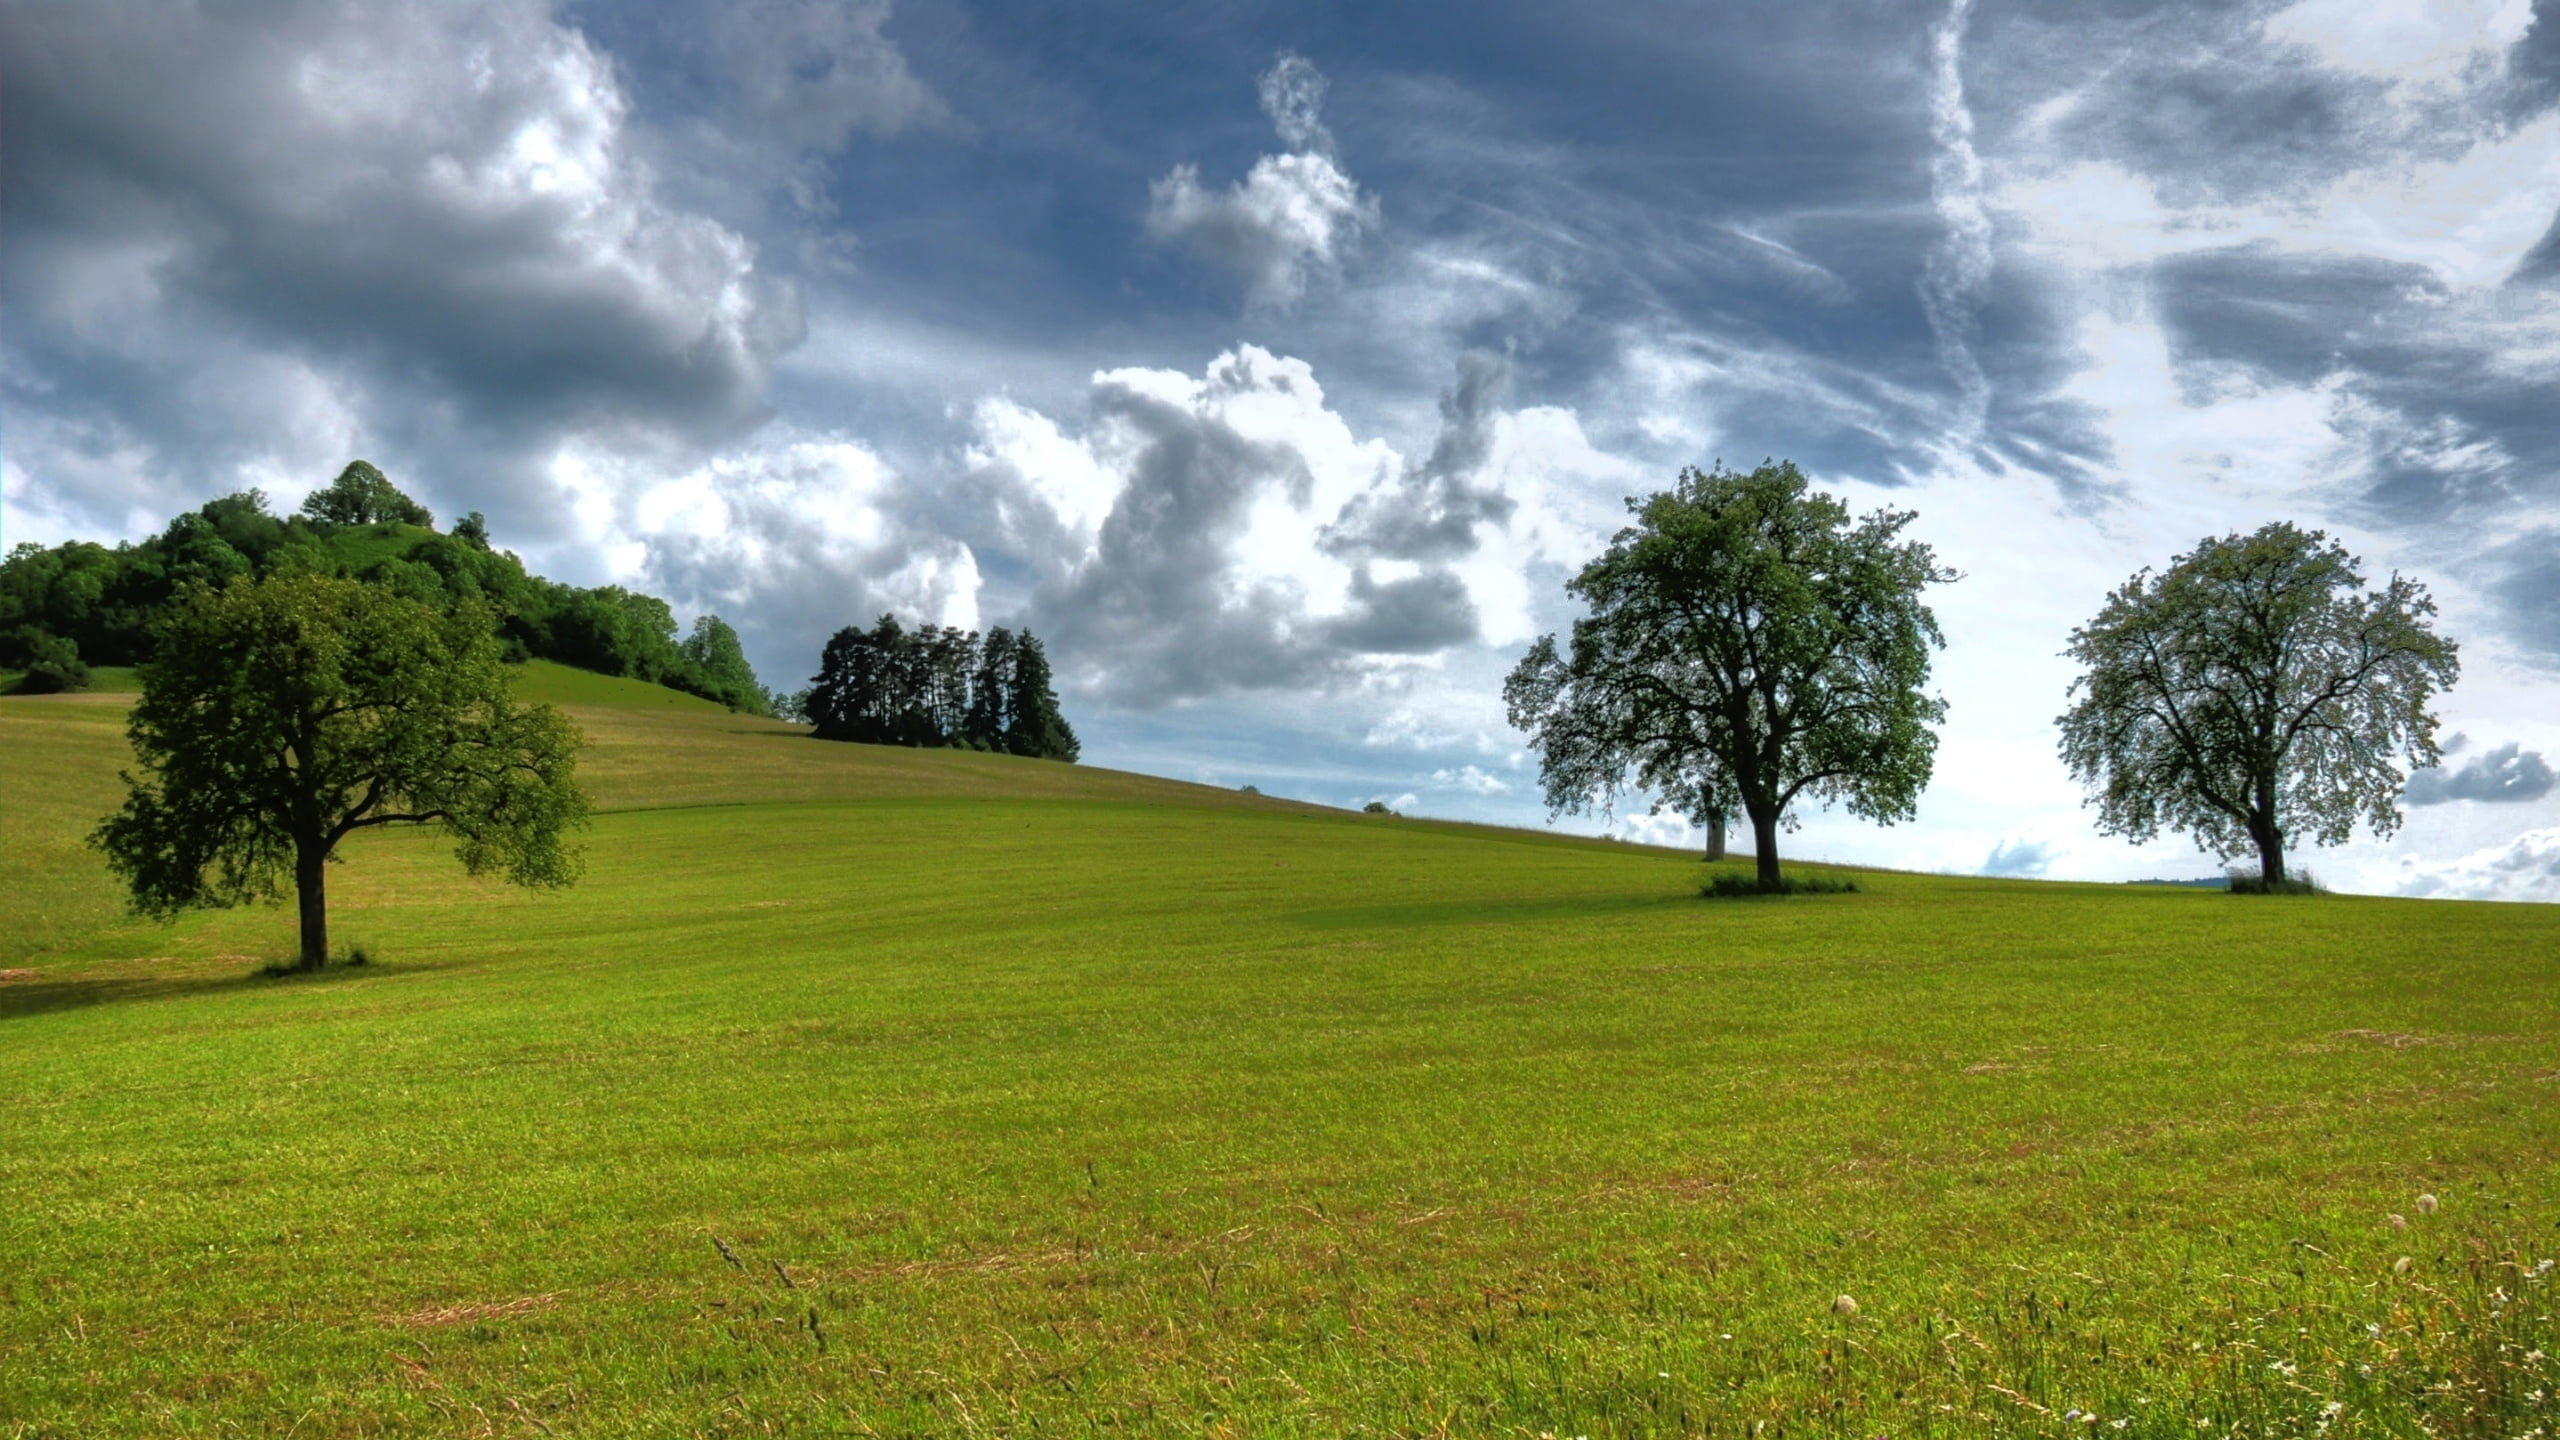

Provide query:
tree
left=807, top=616, right=1079, bottom=760
left=1504, top=461, right=1955, bottom=888
left=915, top=624, right=978, bottom=745
left=675, top=614, right=773, bottom=715
left=807, top=614, right=923, bottom=744
left=299, top=460, right=435, bottom=528
left=963, top=627, right=1019, bottom=748
left=2057, top=522, right=2457, bottom=889
left=92, top=573, right=588, bottom=969
left=999, top=632, right=1079, bottom=762
left=2, top=626, right=90, bottom=693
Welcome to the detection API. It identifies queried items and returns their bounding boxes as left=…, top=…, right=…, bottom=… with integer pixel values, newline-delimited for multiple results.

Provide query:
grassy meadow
left=4, top=664, right=2558, bottom=1437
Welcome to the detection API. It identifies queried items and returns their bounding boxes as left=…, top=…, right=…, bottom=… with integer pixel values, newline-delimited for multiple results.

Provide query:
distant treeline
left=807, top=615, right=1079, bottom=761
left=0, top=462, right=771, bottom=712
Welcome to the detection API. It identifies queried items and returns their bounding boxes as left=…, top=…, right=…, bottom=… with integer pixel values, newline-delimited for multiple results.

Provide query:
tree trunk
left=2250, top=770, right=2286, bottom=889
left=1704, top=812, right=1727, bottom=861
left=296, top=838, right=329, bottom=970
left=2253, top=823, right=2286, bottom=890
left=1751, top=809, right=1782, bottom=889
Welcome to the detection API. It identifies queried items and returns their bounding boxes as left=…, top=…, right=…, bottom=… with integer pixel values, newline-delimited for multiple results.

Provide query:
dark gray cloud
left=0, top=0, right=800, bottom=536
left=2488, top=531, right=2560, bottom=665
left=2139, top=236, right=2560, bottom=662
left=2407, top=741, right=2557, bottom=806
left=1323, top=567, right=1480, bottom=654
left=710, top=0, right=947, bottom=151
left=2152, top=247, right=2441, bottom=392
left=997, top=346, right=1519, bottom=709
left=2517, top=212, right=2560, bottom=286
left=1982, top=837, right=2055, bottom=877
left=1967, top=2, right=2405, bottom=207
left=1028, top=372, right=1331, bottom=705
left=1322, top=350, right=1516, bottom=560
left=2504, top=0, right=2560, bottom=116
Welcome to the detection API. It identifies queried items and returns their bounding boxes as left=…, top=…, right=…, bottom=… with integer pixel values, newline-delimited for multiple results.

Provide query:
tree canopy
left=92, top=573, right=589, bottom=968
left=2, top=470, right=771, bottom=713
left=807, top=616, right=1079, bottom=761
left=300, top=460, right=435, bottom=528
left=2057, top=521, right=2458, bottom=888
left=1505, top=461, right=1954, bottom=888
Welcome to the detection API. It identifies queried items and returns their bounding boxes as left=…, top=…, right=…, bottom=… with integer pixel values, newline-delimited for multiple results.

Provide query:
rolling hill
left=4, top=664, right=2556, bottom=1436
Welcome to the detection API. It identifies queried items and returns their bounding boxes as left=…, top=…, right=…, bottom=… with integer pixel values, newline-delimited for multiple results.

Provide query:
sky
left=5, top=0, right=2558, bottom=899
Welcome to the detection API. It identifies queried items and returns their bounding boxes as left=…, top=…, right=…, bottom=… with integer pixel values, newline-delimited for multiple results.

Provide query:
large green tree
left=2058, top=522, right=2457, bottom=888
left=676, top=614, right=774, bottom=715
left=1505, top=461, right=1955, bottom=888
left=299, top=459, right=435, bottom=528
left=93, top=573, right=588, bottom=969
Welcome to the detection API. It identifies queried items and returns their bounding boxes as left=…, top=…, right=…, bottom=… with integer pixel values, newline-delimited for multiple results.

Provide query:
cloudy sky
left=7, top=0, right=2559, bottom=898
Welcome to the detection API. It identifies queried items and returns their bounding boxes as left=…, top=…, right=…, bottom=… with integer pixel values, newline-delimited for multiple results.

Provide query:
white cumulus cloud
left=1433, top=765, right=1512, bottom=796
left=958, top=344, right=1629, bottom=707
left=1146, top=54, right=1378, bottom=308
left=2396, top=827, right=2560, bottom=902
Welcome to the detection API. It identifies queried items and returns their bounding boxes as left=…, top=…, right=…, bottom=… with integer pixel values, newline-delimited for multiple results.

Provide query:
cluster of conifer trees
left=805, top=615, right=1079, bottom=761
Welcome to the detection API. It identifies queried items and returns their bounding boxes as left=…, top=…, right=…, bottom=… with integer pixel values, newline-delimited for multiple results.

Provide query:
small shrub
left=2225, top=865, right=2322, bottom=895
left=1362, top=800, right=1393, bottom=815
left=1239, top=784, right=1260, bottom=795
left=1702, top=872, right=1860, bottom=898
left=344, top=944, right=371, bottom=967
left=4, top=628, right=89, bottom=694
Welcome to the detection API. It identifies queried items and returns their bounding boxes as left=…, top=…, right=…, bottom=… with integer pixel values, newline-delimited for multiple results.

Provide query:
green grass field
left=4, top=663, right=2556, bottom=1437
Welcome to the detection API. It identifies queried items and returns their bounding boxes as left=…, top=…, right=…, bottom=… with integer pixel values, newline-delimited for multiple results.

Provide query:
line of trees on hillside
left=1, top=463, right=772, bottom=713
left=62, top=462, right=1091, bottom=980
left=806, top=615, right=1079, bottom=761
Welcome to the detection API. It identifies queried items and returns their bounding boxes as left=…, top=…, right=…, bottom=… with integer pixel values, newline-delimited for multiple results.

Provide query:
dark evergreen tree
left=805, top=617, right=1075, bottom=762
left=1002, top=633, right=1080, bottom=762
left=963, top=627, right=1018, bottom=748
left=915, top=624, right=977, bottom=746
left=808, top=614, right=930, bottom=744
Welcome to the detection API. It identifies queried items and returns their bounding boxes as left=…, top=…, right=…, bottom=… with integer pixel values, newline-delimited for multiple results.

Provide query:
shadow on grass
left=1702, top=872, right=1862, bottom=898
left=0, top=961, right=374, bottom=1022
left=1288, top=893, right=1698, bottom=930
